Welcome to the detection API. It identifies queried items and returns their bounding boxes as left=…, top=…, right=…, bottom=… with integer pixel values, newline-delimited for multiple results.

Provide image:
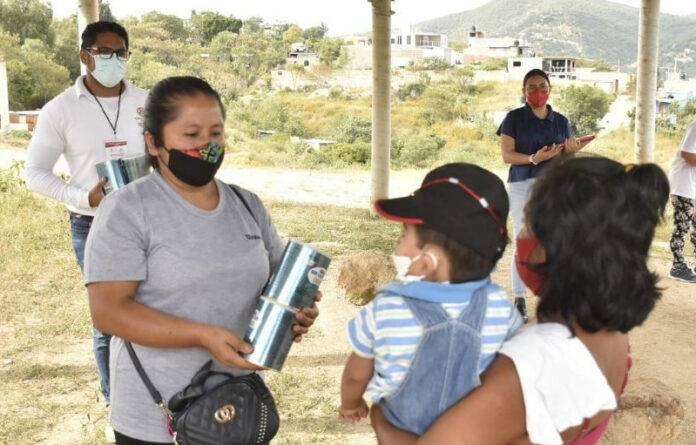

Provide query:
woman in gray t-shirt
left=85, top=76, right=320, bottom=445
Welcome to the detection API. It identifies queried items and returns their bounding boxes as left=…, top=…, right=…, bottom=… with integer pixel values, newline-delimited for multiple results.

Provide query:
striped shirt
left=347, top=278, right=522, bottom=402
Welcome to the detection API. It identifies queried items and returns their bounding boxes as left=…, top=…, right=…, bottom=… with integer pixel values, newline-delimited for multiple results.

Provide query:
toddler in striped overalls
left=338, top=163, right=523, bottom=435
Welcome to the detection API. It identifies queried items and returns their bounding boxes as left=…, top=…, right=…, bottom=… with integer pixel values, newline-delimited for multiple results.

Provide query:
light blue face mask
left=89, top=54, right=127, bottom=88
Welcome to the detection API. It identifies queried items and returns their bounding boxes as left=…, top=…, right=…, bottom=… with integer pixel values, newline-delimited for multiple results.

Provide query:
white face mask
left=89, top=54, right=127, bottom=88
left=391, top=251, right=439, bottom=282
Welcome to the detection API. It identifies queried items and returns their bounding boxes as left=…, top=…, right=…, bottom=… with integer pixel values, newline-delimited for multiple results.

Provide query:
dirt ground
left=1, top=148, right=695, bottom=443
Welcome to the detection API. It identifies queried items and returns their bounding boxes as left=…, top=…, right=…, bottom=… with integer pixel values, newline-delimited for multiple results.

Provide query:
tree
left=286, top=62, right=305, bottom=90
left=128, top=21, right=196, bottom=67
left=0, top=0, right=55, bottom=45
left=450, top=65, right=475, bottom=94
left=0, top=29, right=21, bottom=60
left=209, top=31, right=284, bottom=88
left=282, top=24, right=303, bottom=45
left=141, top=11, right=188, bottom=41
left=98, top=0, right=115, bottom=22
left=315, top=37, right=343, bottom=65
left=556, top=85, right=612, bottom=135
left=6, top=51, right=70, bottom=109
left=243, top=17, right=264, bottom=34
left=190, top=11, right=242, bottom=45
left=126, top=50, right=180, bottom=89
left=303, top=23, right=327, bottom=41
left=51, top=15, right=80, bottom=79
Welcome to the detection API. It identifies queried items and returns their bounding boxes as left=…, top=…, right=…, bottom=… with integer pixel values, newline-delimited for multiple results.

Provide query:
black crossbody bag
left=125, top=184, right=279, bottom=445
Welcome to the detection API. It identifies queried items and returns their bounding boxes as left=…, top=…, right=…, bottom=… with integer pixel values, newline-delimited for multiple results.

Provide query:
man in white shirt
left=25, top=21, right=148, bottom=407
left=667, top=120, right=696, bottom=283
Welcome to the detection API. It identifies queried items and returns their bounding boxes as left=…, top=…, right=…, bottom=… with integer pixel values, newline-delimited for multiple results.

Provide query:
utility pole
left=369, top=0, right=393, bottom=207
left=634, top=0, right=661, bottom=163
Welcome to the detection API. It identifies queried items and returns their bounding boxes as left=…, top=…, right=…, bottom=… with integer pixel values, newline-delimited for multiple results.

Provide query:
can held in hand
left=95, top=155, right=150, bottom=194
left=244, top=240, right=331, bottom=371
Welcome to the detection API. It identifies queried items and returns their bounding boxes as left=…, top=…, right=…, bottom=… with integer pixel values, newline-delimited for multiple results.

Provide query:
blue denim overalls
left=380, top=287, right=487, bottom=435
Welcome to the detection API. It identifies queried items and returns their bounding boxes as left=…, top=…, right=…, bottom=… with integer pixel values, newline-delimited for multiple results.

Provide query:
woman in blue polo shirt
left=497, top=69, right=590, bottom=321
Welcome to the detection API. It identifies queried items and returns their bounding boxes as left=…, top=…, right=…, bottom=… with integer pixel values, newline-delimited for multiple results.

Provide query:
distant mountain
left=417, top=0, right=696, bottom=76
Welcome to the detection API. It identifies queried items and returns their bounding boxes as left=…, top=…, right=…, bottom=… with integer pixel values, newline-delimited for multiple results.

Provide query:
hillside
left=417, top=0, right=696, bottom=75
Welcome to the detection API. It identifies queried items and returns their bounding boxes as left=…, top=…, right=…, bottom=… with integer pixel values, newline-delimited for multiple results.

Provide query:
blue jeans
left=508, top=178, right=536, bottom=298
left=70, top=213, right=111, bottom=405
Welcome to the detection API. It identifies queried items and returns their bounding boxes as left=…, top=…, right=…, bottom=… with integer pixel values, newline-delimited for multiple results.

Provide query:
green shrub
left=396, top=133, right=446, bottom=167
left=326, top=142, right=370, bottom=165
left=556, top=85, right=611, bottom=135
left=418, top=86, right=470, bottom=124
left=396, top=82, right=427, bottom=101
left=422, top=57, right=450, bottom=71
left=332, top=115, right=371, bottom=143
left=479, top=57, right=507, bottom=71
left=10, top=130, right=32, bottom=140
left=0, top=161, right=25, bottom=193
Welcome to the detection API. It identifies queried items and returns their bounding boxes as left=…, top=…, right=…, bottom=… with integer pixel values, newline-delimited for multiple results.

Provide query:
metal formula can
left=95, top=155, right=150, bottom=194
left=262, top=240, right=331, bottom=308
left=95, top=159, right=128, bottom=194
left=120, top=155, right=150, bottom=183
left=244, top=240, right=331, bottom=371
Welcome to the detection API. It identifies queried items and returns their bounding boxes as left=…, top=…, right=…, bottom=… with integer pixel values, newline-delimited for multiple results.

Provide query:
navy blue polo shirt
left=496, top=104, right=572, bottom=183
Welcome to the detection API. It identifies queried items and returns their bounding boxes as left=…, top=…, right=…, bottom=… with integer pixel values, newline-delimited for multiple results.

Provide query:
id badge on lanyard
left=105, top=140, right=129, bottom=160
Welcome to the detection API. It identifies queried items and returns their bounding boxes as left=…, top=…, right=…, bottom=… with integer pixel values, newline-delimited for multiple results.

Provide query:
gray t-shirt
left=84, top=172, right=284, bottom=442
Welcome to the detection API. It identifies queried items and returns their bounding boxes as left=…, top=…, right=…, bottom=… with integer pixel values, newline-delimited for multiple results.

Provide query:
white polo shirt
left=26, top=76, right=148, bottom=216
left=669, top=120, right=696, bottom=199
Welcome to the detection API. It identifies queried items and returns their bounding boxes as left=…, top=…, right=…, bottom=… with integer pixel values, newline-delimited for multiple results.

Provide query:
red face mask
left=515, top=236, right=545, bottom=296
left=526, top=90, right=550, bottom=108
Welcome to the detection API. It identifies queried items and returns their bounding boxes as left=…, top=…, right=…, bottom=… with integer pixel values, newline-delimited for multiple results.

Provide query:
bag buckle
left=157, top=402, right=176, bottom=439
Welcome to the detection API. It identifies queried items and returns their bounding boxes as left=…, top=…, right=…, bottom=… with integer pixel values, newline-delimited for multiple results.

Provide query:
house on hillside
left=543, top=57, right=577, bottom=79
left=392, top=31, right=448, bottom=49
left=344, top=28, right=462, bottom=69
left=507, top=57, right=543, bottom=76
left=507, top=57, right=628, bottom=94
left=287, top=42, right=320, bottom=68
left=464, top=25, right=535, bottom=63
left=656, top=90, right=694, bottom=114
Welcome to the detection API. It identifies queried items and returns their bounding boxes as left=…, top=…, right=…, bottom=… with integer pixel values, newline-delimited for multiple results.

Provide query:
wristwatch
left=529, top=153, right=538, bottom=165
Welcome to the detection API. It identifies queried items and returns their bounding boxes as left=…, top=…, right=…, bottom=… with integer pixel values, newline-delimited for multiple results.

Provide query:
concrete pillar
left=634, top=0, right=660, bottom=163
left=370, top=0, right=392, bottom=205
left=78, top=0, right=99, bottom=76
left=0, top=61, right=10, bottom=136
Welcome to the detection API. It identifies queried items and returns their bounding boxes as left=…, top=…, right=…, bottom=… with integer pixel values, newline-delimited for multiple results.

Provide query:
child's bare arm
left=339, top=352, right=374, bottom=422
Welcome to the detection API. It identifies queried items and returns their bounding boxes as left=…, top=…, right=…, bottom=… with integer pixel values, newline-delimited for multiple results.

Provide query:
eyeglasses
left=85, top=46, right=131, bottom=61
left=420, top=177, right=507, bottom=236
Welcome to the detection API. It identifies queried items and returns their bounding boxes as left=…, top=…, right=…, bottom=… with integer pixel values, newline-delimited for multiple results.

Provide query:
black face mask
left=162, top=142, right=224, bottom=187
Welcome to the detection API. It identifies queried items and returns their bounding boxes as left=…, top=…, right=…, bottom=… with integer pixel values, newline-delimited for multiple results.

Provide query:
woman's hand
left=563, top=137, right=580, bottom=153
left=201, top=326, right=264, bottom=371
left=293, top=290, right=322, bottom=342
left=339, top=399, right=369, bottom=423
left=533, top=143, right=563, bottom=163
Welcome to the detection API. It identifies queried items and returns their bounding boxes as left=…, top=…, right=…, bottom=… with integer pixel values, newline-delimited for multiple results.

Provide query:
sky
left=49, top=0, right=696, bottom=36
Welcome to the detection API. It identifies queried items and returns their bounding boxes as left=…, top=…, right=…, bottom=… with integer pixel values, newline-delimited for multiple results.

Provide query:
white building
left=464, top=26, right=534, bottom=63
left=344, top=29, right=462, bottom=69
left=392, top=31, right=447, bottom=50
